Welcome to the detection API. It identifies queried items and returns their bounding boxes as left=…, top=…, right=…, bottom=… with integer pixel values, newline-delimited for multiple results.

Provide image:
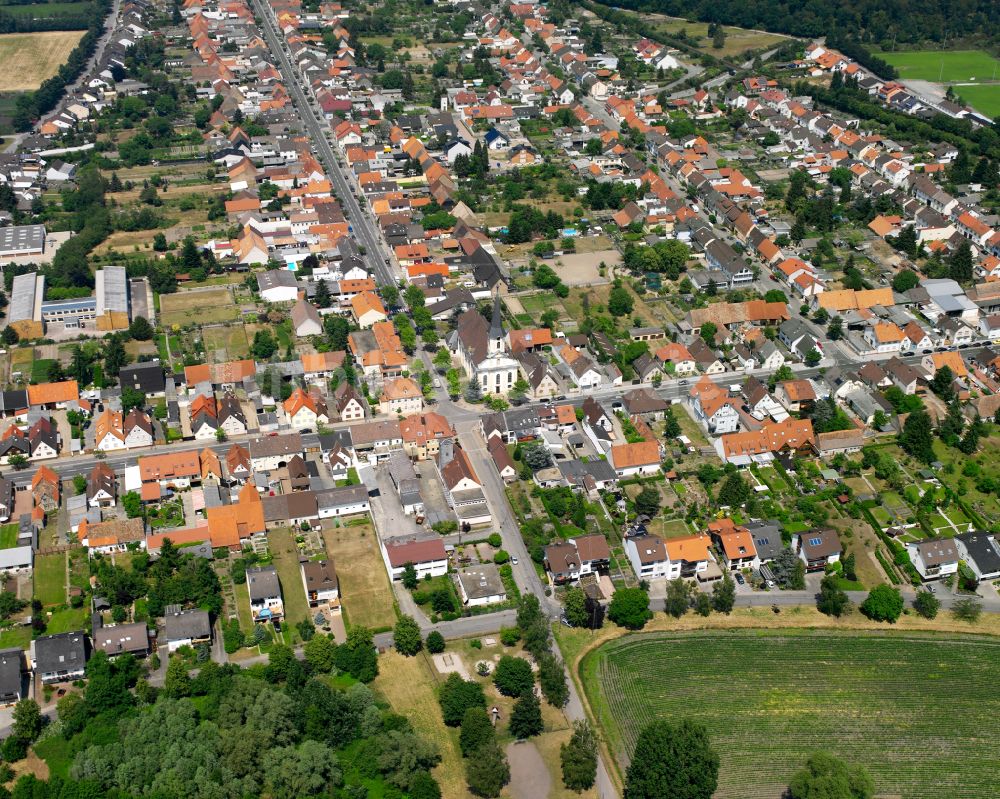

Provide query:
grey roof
left=96, top=266, right=129, bottom=315
left=745, top=520, right=783, bottom=561
left=0, top=224, right=45, bottom=254
left=557, top=458, right=616, bottom=485
left=249, top=432, right=303, bottom=460
left=9, top=271, right=41, bottom=324
left=93, top=622, right=149, bottom=656
left=0, top=648, right=21, bottom=697
left=119, top=361, right=166, bottom=394
left=456, top=563, right=506, bottom=601
left=314, top=484, right=369, bottom=510
left=163, top=609, right=211, bottom=641
left=257, top=269, right=298, bottom=292
left=33, top=632, right=87, bottom=674
left=247, top=565, right=282, bottom=601
left=956, top=532, right=1000, bottom=575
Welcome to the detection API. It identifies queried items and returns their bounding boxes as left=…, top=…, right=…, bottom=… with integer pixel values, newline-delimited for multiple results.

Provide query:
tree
left=712, top=575, right=736, bottom=614
left=787, top=751, right=874, bottom=799
left=624, top=718, right=719, bottom=799
left=426, top=630, right=445, bottom=653
left=899, top=408, right=935, bottom=462
left=805, top=348, right=822, bottom=367
left=493, top=655, right=534, bottom=697
left=699, top=321, right=717, bottom=346
left=11, top=699, right=41, bottom=746
left=561, top=720, right=598, bottom=791
left=608, top=587, right=651, bottom=630
left=664, top=578, right=691, bottom=618
left=891, top=269, right=920, bottom=293
left=827, top=316, right=844, bottom=341
left=860, top=584, right=903, bottom=622
left=433, top=346, right=452, bottom=371
left=929, top=365, right=956, bottom=401
left=608, top=285, right=634, bottom=316
left=509, top=689, right=543, bottom=739
left=336, top=625, right=379, bottom=682
left=121, top=386, right=146, bottom=414
left=163, top=656, right=191, bottom=698
left=129, top=316, right=154, bottom=340
left=466, top=740, right=510, bottom=798
left=410, top=772, right=442, bottom=799
left=460, top=706, right=495, bottom=756
left=304, top=634, right=337, bottom=673
left=104, top=335, right=127, bottom=377
left=314, top=279, right=331, bottom=308
left=634, top=486, right=660, bottom=517
left=913, top=589, right=940, bottom=619
left=122, top=491, right=143, bottom=518
left=563, top=587, right=588, bottom=627
left=1, top=326, right=18, bottom=346
left=949, top=240, right=974, bottom=284
left=952, top=597, right=982, bottom=623
left=7, top=453, right=27, bottom=471
left=394, top=615, right=423, bottom=656
left=817, top=575, right=849, bottom=617
left=717, top=473, right=752, bottom=507
left=538, top=652, right=568, bottom=707
left=439, top=672, right=486, bottom=726
left=252, top=329, right=277, bottom=360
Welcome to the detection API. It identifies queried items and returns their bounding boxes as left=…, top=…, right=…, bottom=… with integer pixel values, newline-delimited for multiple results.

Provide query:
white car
left=511, top=556, right=519, bottom=565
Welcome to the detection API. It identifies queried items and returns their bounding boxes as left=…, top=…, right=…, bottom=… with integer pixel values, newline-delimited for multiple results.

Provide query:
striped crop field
left=581, top=630, right=1000, bottom=799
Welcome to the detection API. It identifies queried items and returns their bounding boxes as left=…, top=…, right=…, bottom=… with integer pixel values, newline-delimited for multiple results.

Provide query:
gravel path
left=506, top=740, right=551, bottom=799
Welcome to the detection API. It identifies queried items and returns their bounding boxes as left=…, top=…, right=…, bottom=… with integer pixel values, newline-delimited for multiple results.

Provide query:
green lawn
left=0, top=626, right=31, bottom=649
left=45, top=605, right=89, bottom=634
left=268, top=527, right=310, bottom=636
left=30, top=358, right=56, bottom=383
left=582, top=630, right=1000, bottom=799
left=33, top=551, right=65, bottom=606
left=878, top=49, right=1000, bottom=82
left=0, top=522, right=18, bottom=549
left=951, top=83, right=1000, bottom=117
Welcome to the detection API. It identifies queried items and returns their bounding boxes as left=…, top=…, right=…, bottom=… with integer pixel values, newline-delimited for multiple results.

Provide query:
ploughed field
left=581, top=630, right=1000, bottom=798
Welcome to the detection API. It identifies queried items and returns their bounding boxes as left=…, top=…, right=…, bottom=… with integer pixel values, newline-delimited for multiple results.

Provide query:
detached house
left=609, top=440, right=661, bottom=478
left=906, top=538, right=959, bottom=581
left=247, top=565, right=284, bottom=621
left=794, top=529, right=842, bottom=571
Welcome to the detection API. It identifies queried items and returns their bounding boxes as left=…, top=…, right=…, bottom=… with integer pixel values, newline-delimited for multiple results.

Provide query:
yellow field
left=0, top=31, right=86, bottom=91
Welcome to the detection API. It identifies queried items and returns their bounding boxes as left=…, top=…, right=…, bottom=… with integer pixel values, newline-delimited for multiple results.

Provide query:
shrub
left=499, top=627, right=521, bottom=646
left=426, top=630, right=446, bottom=653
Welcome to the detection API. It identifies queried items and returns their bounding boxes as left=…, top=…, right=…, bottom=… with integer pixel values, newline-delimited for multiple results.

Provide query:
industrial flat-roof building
left=95, top=266, right=130, bottom=330
left=8, top=271, right=44, bottom=339
left=0, top=224, right=46, bottom=259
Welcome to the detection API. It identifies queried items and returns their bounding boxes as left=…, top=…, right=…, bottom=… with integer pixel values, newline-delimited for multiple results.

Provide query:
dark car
left=734, top=573, right=745, bottom=586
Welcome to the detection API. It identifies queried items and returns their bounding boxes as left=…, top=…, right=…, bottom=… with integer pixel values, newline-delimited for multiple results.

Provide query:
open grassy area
left=202, top=324, right=249, bottom=360
left=322, top=523, right=396, bottom=631
left=33, top=551, right=65, bottom=606
left=878, top=49, right=1000, bottom=82
left=0, top=523, right=19, bottom=549
left=640, top=14, right=788, bottom=59
left=582, top=629, right=1000, bottom=799
left=268, top=527, right=309, bottom=636
left=0, top=31, right=86, bottom=91
left=373, top=650, right=467, bottom=799
left=952, top=83, right=1000, bottom=117
left=159, top=288, right=238, bottom=328
left=45, top=605, right=89, bottom=634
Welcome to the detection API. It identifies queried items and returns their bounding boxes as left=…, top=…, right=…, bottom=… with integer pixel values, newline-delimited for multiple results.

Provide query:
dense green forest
left=590, top=0, right=1000, bottom=46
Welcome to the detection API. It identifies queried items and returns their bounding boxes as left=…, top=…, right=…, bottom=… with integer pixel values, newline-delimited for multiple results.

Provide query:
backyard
left=159, top=288, right=239, bottom=328
left=33, top=551, right=66, bottom=606
left=582, top=629, right=1000, bottom=799
left=322, top=522, right=396, bottom=631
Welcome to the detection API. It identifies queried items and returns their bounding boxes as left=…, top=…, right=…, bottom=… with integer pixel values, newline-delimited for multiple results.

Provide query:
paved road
left=249, top=0, right=396, bottom=287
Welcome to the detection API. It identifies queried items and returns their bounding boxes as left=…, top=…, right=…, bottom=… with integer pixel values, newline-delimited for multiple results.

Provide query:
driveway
left=506, top=740, right=551, bottom=799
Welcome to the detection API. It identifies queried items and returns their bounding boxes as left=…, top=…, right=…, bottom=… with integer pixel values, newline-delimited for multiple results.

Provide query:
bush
left=494, top=550, right=510, bottom=565
left=913, top=590, right=940, bottom=619
left=487, top=533, right=503, bottom=548
left=499, top=627, right=521, bottom=646
left=426, top=630, right=446, bottom=653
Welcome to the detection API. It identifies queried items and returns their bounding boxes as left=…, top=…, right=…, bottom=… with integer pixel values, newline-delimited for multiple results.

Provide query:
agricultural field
left=322, top=522, right=396, bottom=631
left=159, top=287, right=239, bottom=328
left=582, top=630, right=1000, bottom=799
left=0, top=31, right=86, bottom=91
left=639, top=14, right=789, bottom=60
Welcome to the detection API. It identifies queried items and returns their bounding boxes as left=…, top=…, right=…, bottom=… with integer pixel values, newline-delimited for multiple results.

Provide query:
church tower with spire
left=488, top=291, right=506, bottom=356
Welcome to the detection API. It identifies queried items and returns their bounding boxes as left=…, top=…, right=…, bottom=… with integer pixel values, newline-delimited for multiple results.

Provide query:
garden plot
left=159, top=288, right=239, bottom=328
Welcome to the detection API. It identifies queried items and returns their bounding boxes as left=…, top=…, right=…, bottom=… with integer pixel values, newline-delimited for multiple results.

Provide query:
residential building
left=163, top=609, right=211, bottom=652
left=247, top=565, right=284, bottom=621
left=906, top=538, right=960, bottom=581
left=382, top=536, right=448, bottom=580
left=455, top=563, right=507, bottom=607
left=301, top=560, right=339, bottom=607
left=955, top=532, right=1000, bottom=581
left=31, top=632, right=88, bottom=683
left=794, top=529, right=842, bottom=571
left=379, top=377, right=423, bottom=416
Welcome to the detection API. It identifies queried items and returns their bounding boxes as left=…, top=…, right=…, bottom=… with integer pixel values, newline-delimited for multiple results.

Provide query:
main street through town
left=250, top=0, right=396, bottom=287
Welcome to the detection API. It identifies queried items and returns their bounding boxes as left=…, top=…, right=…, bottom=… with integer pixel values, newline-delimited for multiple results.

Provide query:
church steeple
left=488, top=292, right=505, bottom=355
